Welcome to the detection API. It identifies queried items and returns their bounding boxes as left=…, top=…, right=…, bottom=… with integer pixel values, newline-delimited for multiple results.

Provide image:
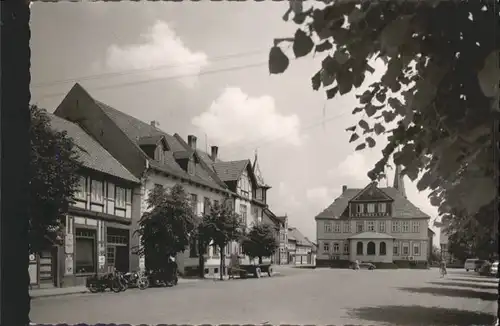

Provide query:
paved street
left=31, top=267, right=498, bottom=325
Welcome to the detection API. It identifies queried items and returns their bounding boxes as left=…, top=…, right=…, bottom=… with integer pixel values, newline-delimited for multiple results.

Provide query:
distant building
left=315, top=166, right=431, bottom=267
left=288, top=227, right=313, bottom=265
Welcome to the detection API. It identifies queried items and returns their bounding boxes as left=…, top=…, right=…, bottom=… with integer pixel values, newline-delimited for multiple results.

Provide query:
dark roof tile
left=315, top=186, right=430, bottom=220
left=212, top=160, right=249, bottom=182
left=48, top=114, right=139, bottom=183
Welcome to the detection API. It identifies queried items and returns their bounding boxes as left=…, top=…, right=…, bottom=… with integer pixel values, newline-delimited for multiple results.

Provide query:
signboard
left=29, top=254, right=36, bottom=262
left=98, top=255, right=105, bottom=264
left=65, top=255, right=73, bottom=275
left=29, top=263, right=38, bottom=285
left=139, top=257, right=145, bottom=270
left=65, top=234, right=74, bottom=254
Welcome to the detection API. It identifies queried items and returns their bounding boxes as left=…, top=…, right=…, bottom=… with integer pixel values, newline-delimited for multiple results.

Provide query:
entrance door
left=115, top=246, right=129, bottom=273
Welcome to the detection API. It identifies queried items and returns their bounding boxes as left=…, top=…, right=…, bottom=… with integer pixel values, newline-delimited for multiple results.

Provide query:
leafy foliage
left=429, top=245, right=441, bottom=263
left=201, top=198, right=242, bottom=280
left=269, top=1, right=500, bottom=217
left=443, top=205, right=498, bottom=262
left=135, top=184, right=196, bottom=271
left=29, top=105, right=81, bottom=253
left=241, top=222, right=279, bottom=264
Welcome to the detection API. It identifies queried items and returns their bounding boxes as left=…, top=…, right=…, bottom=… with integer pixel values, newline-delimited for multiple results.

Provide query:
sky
left=30, top=1, right=440, bottom=243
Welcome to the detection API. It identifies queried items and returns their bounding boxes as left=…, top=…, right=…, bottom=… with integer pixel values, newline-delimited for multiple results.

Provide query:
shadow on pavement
left=348, top=305, right=495, bottom=326
left=448, top=277, right=499, bottom=284
left=429, top=281, right=498, bottom=290
left=398, top=286, right=497, bottom=301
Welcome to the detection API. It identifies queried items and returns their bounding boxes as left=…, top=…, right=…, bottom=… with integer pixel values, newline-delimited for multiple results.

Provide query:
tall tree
left=135, top=184, right=196, bottom=272
left=241, top=223, right=279, bottom=265
left=193, top=218, right=211, bottom=279
left=30, top=105, right=82, bottom=253
left=202, top=199, right=242, bottom=280
left=269, top=1, right=499, bottom=219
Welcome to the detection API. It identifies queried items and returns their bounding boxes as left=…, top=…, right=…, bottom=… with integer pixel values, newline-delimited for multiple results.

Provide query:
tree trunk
left=197, top=243, right=205, bottom=279
left=0, top=1, right=31, bottom=325
left=258, top=256, right=263, bottom=265
left=220, top=245, right=225, bottom=281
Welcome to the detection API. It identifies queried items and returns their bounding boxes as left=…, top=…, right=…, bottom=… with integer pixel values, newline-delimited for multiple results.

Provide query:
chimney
left=342, top=185, right=347, bottom=193
left=150, top=120, right=159, bottom=128
left=187, top=135, right=197, bottom=150
left=211, top=146, right=219, bottom=160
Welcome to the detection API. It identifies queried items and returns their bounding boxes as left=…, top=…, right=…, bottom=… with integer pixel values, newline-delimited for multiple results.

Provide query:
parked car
left=478, top=261, right=492, bottom=276
left=464, top=258, right=485, bottom=272
left=490, top=261, right=499, bottom=278
left=351, top=261, right=376, bottom=270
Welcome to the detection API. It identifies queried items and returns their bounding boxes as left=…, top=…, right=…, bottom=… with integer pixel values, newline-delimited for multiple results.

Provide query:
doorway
left=106, top=227, right=130, bottom=273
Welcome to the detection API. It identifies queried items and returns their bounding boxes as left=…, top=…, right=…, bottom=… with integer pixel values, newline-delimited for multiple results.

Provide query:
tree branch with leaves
left=269, top=1, right=499, bottom=218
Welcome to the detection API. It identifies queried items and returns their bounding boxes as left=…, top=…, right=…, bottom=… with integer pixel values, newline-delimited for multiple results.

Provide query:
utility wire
left=34, top=60, right=277, bottom=101
left=32, top=48, right=269, bottom=89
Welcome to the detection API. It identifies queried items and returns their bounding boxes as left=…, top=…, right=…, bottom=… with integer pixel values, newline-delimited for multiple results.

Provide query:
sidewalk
left=30, top=278, right=200, bottom=299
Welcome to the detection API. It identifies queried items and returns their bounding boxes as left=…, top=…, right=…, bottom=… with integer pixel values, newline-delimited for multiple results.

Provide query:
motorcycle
left=114, top=270, right=128, bottom=292
left=86, top=272, right=122, bottom=293
left=123, top=270, right=150, bottom=290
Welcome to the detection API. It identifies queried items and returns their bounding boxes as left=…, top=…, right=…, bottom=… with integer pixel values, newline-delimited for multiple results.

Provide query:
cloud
left=192, top=87, right=302, bottom=147
left=306, top=186, right=339, bottom=209
left=104, top=20, right=209, bottom=88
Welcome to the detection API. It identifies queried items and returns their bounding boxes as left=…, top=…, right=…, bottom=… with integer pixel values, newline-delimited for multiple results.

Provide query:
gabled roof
left=48, top=114, right=139, bottom=183
left=137, top=135, right=168, bottom=150
left=288, top=227, right=311, bottom=246
left=348, top=232, right=394, bottom=240
left=93, top=99, right=227, bottom=192
left=212, top=160, right=249, bottom=182
left=315, top=185, right=430, bottom=220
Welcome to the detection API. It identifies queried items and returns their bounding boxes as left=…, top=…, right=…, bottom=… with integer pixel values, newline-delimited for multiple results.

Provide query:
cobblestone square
left=30, top=267, right=498, bottom=325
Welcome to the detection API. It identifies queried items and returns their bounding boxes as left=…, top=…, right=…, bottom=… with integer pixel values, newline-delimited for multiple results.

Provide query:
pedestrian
left=439, top=259, right=447, bottom=278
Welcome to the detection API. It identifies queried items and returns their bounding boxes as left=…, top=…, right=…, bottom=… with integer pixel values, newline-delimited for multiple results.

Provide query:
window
left=379, top=221, right=386, bottom=233
left=343, top=243, right=349, bottom=253
left=393, top=241, right=399, bottom=255
left=203, top=197, right=211, bottom=214
left=239, top=173, right=250, bottom=198
left=378, top=203, right=386, bottom=213
left=367, top=241, right=376, bottom=255
left=90, top=180, right=104, bottom=203
left=75, top=176, right=87, bottom=200
left=367, top=221, right=375, bottom=231
left=367, top=203, right=375, bottom=213
left=75, top=229, right=96, bottom=274
left=411, top=221, right=420, bottom=233
left=333, top=243, right=340, bottom=253
left=356, top=242, right=363, bottom=255
left=333, top=222, right=341, bottom=233
left=402, top=242, right=410, bottom=255
left=115, top=187, right=126, bottom=209
left=379, top=242, right=387, bottom=255
left=324, top=222, right=332, bottom=233
left=356, top=221, right=364, bottom=233
left=356, top=204, right=364, bottom=214
left=402, top=221, right=410, bottom=232
left=392, top=221, right=400, bottom=233
left=190, top=194, right=198, bottom=215
left=239, top=204, right=247, bottom=226
left=343, top=221, right=350, bottom=233
left=323, top=242, right=330, bottom=253
left=106, top=247, right=115, bottom=266
left=413, top=242, right=421, bottom=256
left=252, top=206, right=259, bottom=223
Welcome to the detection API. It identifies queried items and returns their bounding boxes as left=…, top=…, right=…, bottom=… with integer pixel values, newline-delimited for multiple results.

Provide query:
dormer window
left=155, top=145, right=164, bottom=163
left=378, top=203, right=386, bottom=213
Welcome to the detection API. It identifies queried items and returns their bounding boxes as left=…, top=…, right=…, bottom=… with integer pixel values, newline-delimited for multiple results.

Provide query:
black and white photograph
left=1, top=0, right=499, bottom=325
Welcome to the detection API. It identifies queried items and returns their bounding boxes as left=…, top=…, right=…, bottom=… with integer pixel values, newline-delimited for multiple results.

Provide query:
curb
left=31, top=290, right=89, bottom=299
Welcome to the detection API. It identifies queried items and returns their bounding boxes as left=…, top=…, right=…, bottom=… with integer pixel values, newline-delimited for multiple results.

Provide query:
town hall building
left=315, top=166, right=431, bottom=268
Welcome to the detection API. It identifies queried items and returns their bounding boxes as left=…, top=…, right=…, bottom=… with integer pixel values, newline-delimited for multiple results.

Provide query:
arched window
left=379, top=242, right=387, bottom=255
left=356, top=241, right=363, bottom=255
left=367, top=241, right=376, bottom=255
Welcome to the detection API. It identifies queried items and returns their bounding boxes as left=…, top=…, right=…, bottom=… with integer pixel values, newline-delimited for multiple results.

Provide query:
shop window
left=75, top=229, right=96, bottom=274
